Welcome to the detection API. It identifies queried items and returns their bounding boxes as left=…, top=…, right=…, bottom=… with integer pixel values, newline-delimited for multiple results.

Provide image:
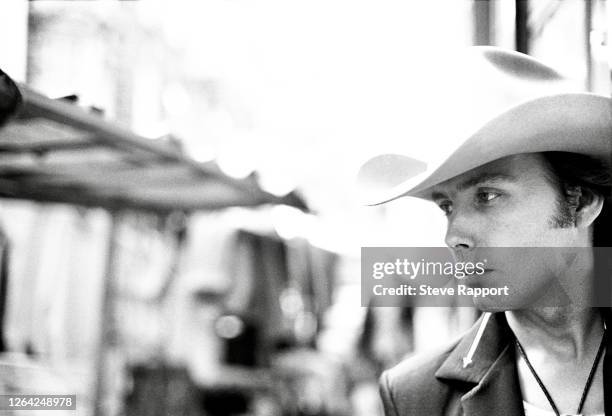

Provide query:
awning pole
left=515, top=0, right=530, bottom=53
left=93, top=210, right=121, bottom=416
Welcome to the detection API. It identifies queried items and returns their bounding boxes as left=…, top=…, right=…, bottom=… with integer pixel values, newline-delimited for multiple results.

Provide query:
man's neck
left=505, top=307, right=604, bottom=359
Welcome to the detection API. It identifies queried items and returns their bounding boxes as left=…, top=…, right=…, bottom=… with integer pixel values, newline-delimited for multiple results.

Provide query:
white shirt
left=523, top=400, right=604, bottom=416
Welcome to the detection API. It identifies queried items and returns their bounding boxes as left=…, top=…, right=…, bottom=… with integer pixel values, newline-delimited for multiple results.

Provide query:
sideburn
left=549, top=195, right=575, bottom=229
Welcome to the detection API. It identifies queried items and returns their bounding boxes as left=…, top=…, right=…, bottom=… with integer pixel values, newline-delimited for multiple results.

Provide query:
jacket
left=379, top=311, right=612, bottom=416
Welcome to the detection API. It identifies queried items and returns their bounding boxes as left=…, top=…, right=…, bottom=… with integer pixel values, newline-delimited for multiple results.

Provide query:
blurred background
left=0, top=1, right=609, bottom=415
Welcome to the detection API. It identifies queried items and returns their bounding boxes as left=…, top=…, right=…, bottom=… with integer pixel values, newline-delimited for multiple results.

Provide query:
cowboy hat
left=0, top=67, right=21, bottom=127
left=357, top=46, right=612, bottom=205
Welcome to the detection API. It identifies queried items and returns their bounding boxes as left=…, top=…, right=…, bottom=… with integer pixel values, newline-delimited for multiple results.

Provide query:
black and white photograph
left=0, top=1, right=611, bottom=415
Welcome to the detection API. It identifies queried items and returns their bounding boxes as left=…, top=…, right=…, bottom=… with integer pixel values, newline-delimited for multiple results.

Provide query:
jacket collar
left=434, top=312, right=524, bottom=416
left=435, top=312, right=513, bottom=383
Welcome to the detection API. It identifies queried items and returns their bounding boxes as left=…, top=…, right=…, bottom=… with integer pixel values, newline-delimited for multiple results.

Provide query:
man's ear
left=575, top=188, right=604, bottom=228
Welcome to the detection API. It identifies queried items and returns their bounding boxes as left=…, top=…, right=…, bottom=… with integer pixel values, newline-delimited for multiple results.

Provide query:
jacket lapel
left=435, top=312, right=524, bottom=416
left=460, top=344, right=524, bottom=416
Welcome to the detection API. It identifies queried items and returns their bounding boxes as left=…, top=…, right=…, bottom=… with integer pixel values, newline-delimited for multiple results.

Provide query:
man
left=358, top=47, right=612, bottom=415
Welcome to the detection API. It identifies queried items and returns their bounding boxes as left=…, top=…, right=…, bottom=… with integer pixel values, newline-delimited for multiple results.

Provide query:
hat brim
left=358, top=93, right=612, bottom=206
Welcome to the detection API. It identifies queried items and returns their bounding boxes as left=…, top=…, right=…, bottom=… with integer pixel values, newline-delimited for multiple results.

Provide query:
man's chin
left=471, top=295, right=526, bottom=312
left=472, top=300, right=509, bottom=313
left=472, top=292, right=557, bottom=311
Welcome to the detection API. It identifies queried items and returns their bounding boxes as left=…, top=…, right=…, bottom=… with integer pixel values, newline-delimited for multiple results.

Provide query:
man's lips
left=461, top=269, right=498, bottom=290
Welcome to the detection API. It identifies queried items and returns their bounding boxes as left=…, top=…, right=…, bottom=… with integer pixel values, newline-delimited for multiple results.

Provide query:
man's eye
left=438, top=202, right=453, bottom=216
left=476, top=191, right=501, bottom=203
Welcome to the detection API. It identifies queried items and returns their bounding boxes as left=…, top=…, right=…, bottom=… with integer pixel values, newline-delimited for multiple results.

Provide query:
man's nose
left=445, top=212, right=476, bottom=252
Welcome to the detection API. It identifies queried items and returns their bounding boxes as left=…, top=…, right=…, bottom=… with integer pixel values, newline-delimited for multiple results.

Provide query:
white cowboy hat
left=357, top=46, right=612, bottom=205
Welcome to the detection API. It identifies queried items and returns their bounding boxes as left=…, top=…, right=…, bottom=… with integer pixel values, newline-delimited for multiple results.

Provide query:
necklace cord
left=515, top=329, right=606, bottom=416
left=576, top=331, right=606, bottom=414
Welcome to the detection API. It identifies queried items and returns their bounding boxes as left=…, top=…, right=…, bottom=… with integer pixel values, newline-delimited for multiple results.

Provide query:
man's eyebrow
left=429, top=172, right=517, bottom=200
left=431, top=191, right=448, bottom=201
left=457, top=172, right=517, bottom=191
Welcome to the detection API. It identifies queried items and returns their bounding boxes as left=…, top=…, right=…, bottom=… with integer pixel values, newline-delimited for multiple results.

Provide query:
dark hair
left=541, top=151, right=612, bottom=247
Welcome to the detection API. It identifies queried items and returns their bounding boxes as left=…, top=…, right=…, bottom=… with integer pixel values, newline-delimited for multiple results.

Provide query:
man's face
left=429, top=153, right=585, bottom=310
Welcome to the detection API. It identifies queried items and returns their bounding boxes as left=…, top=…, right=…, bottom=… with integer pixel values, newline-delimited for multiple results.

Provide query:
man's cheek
left=482, top=224, right=528, bottom=246
left=495, top=216, right=552, bottom=245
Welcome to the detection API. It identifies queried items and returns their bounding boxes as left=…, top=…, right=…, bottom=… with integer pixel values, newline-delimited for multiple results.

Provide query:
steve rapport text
left=373, top=284, right=510, bottom=298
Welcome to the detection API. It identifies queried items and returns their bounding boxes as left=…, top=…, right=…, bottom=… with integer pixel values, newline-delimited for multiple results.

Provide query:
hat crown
left=442, top=47, right=581, bottom=152
left=358, top=47, right=612, bottom=206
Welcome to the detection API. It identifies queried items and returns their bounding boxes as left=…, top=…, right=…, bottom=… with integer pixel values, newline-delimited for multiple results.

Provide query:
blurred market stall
left=0, top=80, right=310, bottom=415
